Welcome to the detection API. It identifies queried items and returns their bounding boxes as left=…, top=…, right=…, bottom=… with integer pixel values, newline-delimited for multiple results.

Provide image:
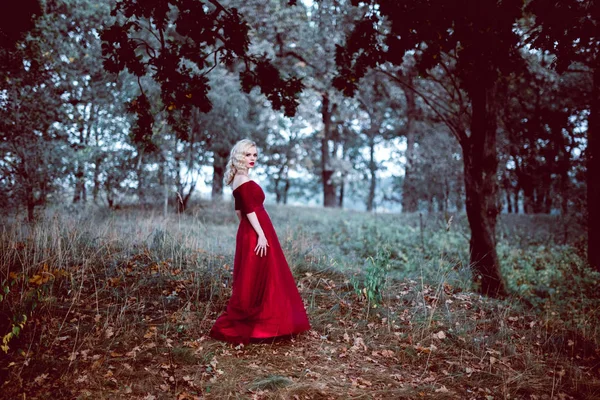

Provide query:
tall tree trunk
left=556, top=139, right=570, bottom=215
left=463, top=82, right=506, bottom=297
left=211, top=150, right=227, bottom=200
left=274, top=176, right=282, bottom=204
left=513, top=187, right=520, bottom=214
left=367, top=134, right=376, bottom=212
left=283, top=178, right=290, bottom=205
left=105, top=179, right=115, bottom=209
left=401, top=88, right=418, bottom=213
left=322, top=93, right=337, bottom=207
left=26, top=190, right=35, bottom=222
left=506, top=187, right=513, bottom=213
left=338, top=143, right=346, bottom=208
left=338, top=179, right=345, bottom=208
left=274, top=163, right=286, bottom=204
left=92, top=156, right=102, bottom=203
left=136, top=149, right=145, bottom=205
left=159, top=153, right=168, bottom=217
left=523, top=181, right=534, bottom=214
left=73, top=123, right=86, bottom=203
left=72, top=161, right=85, bottom=203
left=588, top=59, right=600, bottom=271
left=175, top=154, right=184, bottom=212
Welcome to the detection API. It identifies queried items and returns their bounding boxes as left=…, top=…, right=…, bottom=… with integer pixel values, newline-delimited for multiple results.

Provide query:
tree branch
left=376, top=68, right=468, bottom=144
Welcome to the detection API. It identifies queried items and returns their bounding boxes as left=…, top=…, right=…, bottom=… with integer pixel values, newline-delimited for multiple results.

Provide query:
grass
left=0, top=200, right=598, bottom=399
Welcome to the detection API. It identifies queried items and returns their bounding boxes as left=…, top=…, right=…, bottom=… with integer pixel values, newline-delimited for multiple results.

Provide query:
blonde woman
left=209, top=139, right=310, bottom=344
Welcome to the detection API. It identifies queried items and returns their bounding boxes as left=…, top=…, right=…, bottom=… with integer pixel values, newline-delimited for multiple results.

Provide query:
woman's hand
left=255, top=234, right=269, bottom=257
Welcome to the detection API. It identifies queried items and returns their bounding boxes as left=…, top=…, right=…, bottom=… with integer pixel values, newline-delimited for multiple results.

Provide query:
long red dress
left=209, top=180, right=311, bottom=344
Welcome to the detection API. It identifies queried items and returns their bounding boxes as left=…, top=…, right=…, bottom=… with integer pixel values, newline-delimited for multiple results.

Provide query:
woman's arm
left=246, top=212, right=269, bottom=257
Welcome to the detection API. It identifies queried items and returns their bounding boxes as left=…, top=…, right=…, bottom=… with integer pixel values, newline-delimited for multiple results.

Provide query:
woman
left=209, top=138, right=311, bottom=344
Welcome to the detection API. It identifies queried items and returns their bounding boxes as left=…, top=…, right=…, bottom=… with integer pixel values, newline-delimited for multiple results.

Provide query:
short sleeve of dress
left=235, top=182, right=263, bottom=215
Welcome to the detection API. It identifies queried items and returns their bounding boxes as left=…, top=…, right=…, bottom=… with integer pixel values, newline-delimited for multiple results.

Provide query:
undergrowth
left=0, top=202, right=598, bottom=399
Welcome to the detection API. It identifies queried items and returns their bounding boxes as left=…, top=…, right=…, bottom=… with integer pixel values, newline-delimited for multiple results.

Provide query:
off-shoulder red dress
left=209, top=180, right=311, bottom=344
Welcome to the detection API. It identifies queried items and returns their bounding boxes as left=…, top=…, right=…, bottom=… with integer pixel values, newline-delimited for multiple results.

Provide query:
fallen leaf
left=381, top=349, right=394, bottom=358
left=435, top=386, right=449, bottom=393
left=34, top=373, right=49, bottom=385
left=433, top=331, right=446, bottom=340
left=105, top=326, right=114, bottom=339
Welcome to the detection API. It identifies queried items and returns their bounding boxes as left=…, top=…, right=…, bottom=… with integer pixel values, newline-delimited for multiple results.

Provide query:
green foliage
left=101, top=0, right=304, bottom=142
left=0, top=268, right=57, bottom=353
left=499, top=244, right=600, bottom=328
left=351, top=246, right=391, bottom=307
left=1, top=313, right=27, bottom=353
left=334, top=0, right=524, bottom=95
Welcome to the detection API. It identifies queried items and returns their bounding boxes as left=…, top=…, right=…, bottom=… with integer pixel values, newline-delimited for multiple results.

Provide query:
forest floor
left=0, top=202, right=599, bottom=399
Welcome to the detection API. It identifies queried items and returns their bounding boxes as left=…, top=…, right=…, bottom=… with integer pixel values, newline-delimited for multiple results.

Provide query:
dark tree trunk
left=339, top=143, right=346, bottom=208
left=274, top=176, right=282, bottom=204
left=136, top=150, right=145, bottom=205
left=523, top=182, right=534, bottom=214
left=338, top=179, right=345, bottom=208
left=283, top=178, right=290, bottom=205
left=104, top=177, right=115, bottom=209
left=73, top=124, right=86, bottom=203
left=543, top=185, right=553, bottom=214
left=589, top=59, right=600, bottom=271
left=27, top=194, right=35, bottom=222
left=274, top=164, right=287, bottom=204
left=92, top=156, right=102, bottom=203
left=211, top=150, right=227, bottom=200
left=321, top=93, right=337, bottom=207
left=557, top=143, right=570, bottom=215
left=401, top=88, right=418, bottom=213
left=174, top=137, right=198, bottom=212
left=72, top=162, right=85, bottom=203
left=177, top=189, right=194, bottom=213
left=463, top=82, right=506, bottom=297
left=175, top=154, right=184, bottom=212
left=513, top=187, right=520, bottom=214
left=367, top=134, right=376, bottom=212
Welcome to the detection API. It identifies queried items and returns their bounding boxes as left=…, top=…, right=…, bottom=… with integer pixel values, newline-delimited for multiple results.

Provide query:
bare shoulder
left=232, top=174, right=251, bottom=190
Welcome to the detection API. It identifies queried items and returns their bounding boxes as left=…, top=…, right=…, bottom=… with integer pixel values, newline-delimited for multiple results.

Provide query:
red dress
left=209, top=180, right=311, bottom=344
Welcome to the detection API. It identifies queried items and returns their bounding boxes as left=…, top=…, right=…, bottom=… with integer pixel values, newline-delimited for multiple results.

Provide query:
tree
left=351, top=72, right=400, bottom=211
left=101, top=0, right=304, bottom=151
left=498, top=58, right=588, bottom=215
left=0, top=3, right=71, bottom=221
left=334, top=0, right=527, bottom=296
left=527, top=0, right=600, bottom=270
left=234, top=0, right=363, bottom=207
left=0, top=0, right=42, bottom=72
left=42, top=0, right=136, bottom=205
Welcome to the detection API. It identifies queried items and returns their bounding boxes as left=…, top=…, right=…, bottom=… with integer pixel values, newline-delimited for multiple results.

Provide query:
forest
left=1, top=0, right=599, bottom=399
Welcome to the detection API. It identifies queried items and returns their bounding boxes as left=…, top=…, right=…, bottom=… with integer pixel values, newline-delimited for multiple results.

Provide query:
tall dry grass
left=0, top=201, right=598, bottom=399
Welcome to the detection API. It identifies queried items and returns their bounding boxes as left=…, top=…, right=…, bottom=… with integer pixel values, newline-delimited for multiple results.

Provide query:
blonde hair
left=224, top=138, right=257, bottom=186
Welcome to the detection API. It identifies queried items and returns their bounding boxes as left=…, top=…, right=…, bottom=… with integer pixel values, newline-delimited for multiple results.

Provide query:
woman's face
left=243, top=146, right=258, bottom=169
